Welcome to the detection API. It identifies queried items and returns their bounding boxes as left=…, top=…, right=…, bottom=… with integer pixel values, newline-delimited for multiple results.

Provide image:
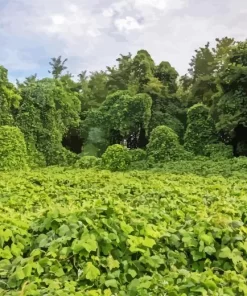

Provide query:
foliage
left=1, top=36, right=247, bottom=162
left=99, top=91, right=152, bottom=137
left=154, top=157, right=247, bottom=177
left=48, top=56, right=68, bottom=79
left=204, top=143, right=233, bottom=159
left=79, top=71, right=109, bottom=111
left=1, top=166, right=247, bottom=294
left=102, top=144, right=131, bottom=171
left=147, top=125, right=185, bottom=162
left=184, top=104, right=217, bottom=155
left=129, top=148, right=147, bottom=162
left=107, top=53, right=133, bottom=93
left=154, top=61, right=178, bottom=93
left=74, top=156, right=101, bottom=169
left=212, top=41, right=247, bottom=135
left=16, top=78, right=81, bottom=166
left=0, top=125, right=28, bottom=171
left=0, top=66, right=21, bottom=126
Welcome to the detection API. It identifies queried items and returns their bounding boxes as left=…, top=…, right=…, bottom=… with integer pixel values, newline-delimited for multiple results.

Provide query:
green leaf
left=84, top=262, right=100, bottom=281
left=31, top=249, right=41, bottom=257
left=0, top=247, right=12, bottom=259
left=36, top=263, right=44, bottom=275
left=105, top=279, right=118, bottom=288
left=23, top=264, right=32, bottom=277
left=107, top=256, right=119, bottom=270
left=15, top=267, right=25, bottom=280
left=128, top=269, right=137, bottom=278
left=58, top=224, right=70, bottom=236
left=11, top=244, right=21, bottom=257
left=219, top=247, right=232, bottom=258
left=204, top=246, right=216, bottom=255
left=120, top=221, right=134, bottom=235
left=72, top=234, right=98, bottom=254
left=200, top=233, right=214, bottom=245
left=142, top=237, right=156, bottom=248
left=50, top=265, right=64, bottom=277
left=204, top=279, right=217, bottom=290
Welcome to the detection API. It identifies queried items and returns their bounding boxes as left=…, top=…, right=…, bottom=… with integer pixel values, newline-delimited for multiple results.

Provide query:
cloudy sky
left=0, top=0, right=247, bottom=82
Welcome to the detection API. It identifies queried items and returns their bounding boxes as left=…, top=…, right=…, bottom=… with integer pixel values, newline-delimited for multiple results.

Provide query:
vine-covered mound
left=0, top=126, right=28, bottom=171
left=1, top=167, right=247, bottom=295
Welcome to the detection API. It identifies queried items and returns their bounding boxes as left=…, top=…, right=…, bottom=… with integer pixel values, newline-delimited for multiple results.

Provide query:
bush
left=146, top=125, right=184, bottom=162
left=102, top=144, right=131, bottom=171
left=45, top=146, right=79, bottom=166
left=74, top=156, right=101, bottom=169
left=0, top=126, right=28, bottom=171
left=184, top=104, right=217, bottom=155
left=129, top=148, right=146, bottom=162
left=27, top=144, right=47, bottom=168
left=205, top=143, right=233, bottom=159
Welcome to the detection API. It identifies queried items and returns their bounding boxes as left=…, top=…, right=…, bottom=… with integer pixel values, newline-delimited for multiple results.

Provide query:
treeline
left=0, top=37, right=247, bottom=168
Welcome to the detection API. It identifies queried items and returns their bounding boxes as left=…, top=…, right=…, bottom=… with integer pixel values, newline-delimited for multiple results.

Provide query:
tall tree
left=48, top=56, right=68, bottom=79
left=0, top=66, right=21, bottom=126
left=107, top=53, right=133, bottom=93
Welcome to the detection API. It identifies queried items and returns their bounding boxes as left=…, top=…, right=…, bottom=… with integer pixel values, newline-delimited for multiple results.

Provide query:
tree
left=0, top=66, right=21, bottom=126
left=107, top=53, right=133, bottom=93
left=48, top=56, right=68, bottom=79
left=155, top=61, right=178, bottom=93
left=184, top=104, right=217, bottom=155
left=147, top=125, right=185, bottom=162
left=16, top=78, right=81, bottom=165
left=79, top=71, right=109, bottom=113
left=0, top=126, right=28, bottom=171
left=211, top=41, right=247, bottom=155
left=131, top=50, right=155, bottom=92
left=84, top=90, right=152, bottom=150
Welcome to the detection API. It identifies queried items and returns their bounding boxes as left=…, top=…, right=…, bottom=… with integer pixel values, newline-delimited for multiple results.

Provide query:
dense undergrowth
left=1, top=162, right=247, bottom=295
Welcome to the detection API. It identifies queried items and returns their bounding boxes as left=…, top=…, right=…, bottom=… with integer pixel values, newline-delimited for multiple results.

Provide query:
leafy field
left=1, top=165, right=247, bottom=295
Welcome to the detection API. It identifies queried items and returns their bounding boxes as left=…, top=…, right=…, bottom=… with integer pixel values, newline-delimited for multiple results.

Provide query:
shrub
left=146, top=125, right=184, bottom=162
left=184, top=103, right=217, bottom=155
left=27, top=144, right=47, bottom=168
left=0, top=126, right=28, bottom=171
left=45, top=146, right=79, bottom=166
left=75, top=156, right=101, bottom=169
left=205, top=143, right=233, bottom=160
left=102, top=144, right=131, bottom=171
left=129, top=148, right=146, bottom=162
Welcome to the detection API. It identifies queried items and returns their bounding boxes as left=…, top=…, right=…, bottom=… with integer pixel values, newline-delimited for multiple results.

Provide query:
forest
left=0, top=36, right=247, bottom=170
left=1, top=37, right=247, bottom=296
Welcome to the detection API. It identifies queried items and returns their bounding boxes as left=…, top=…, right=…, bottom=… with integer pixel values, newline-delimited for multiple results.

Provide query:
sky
left=0, top=0, right=247, bottom=82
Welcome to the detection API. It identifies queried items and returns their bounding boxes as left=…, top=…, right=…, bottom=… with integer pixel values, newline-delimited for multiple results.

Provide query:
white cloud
left=0, top=0, right=247, bottom=78
left=115, top=16, right=143, bottom=33
left=103, top=8, right=115, bottom=17
left=132, top=0, right=186, bottom=11
left=51, top=15, right=66, bottom=25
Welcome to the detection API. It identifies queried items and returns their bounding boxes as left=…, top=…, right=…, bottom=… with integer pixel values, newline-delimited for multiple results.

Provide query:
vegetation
left=102, top=144, right=131, bottom=171
left=0, top=126, right=28, bottom=171
left=1, top=36, right=247, bottom=295
left=1, top=164, right=247, bottom=295
left=146, top=125, right=184, bottom=161
left=0, top=37, right=247, bottom=161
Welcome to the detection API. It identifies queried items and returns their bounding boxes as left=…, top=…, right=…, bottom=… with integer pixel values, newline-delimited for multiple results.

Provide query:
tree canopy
left=1, top=37, right=247, bottom=167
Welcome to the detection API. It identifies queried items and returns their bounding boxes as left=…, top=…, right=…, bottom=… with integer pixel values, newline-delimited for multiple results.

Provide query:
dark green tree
left=0, top=66, right=21, bottom=126
left=184, top=103, right=217, bottom=155
left=16, top=78, right=81, bottom=166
